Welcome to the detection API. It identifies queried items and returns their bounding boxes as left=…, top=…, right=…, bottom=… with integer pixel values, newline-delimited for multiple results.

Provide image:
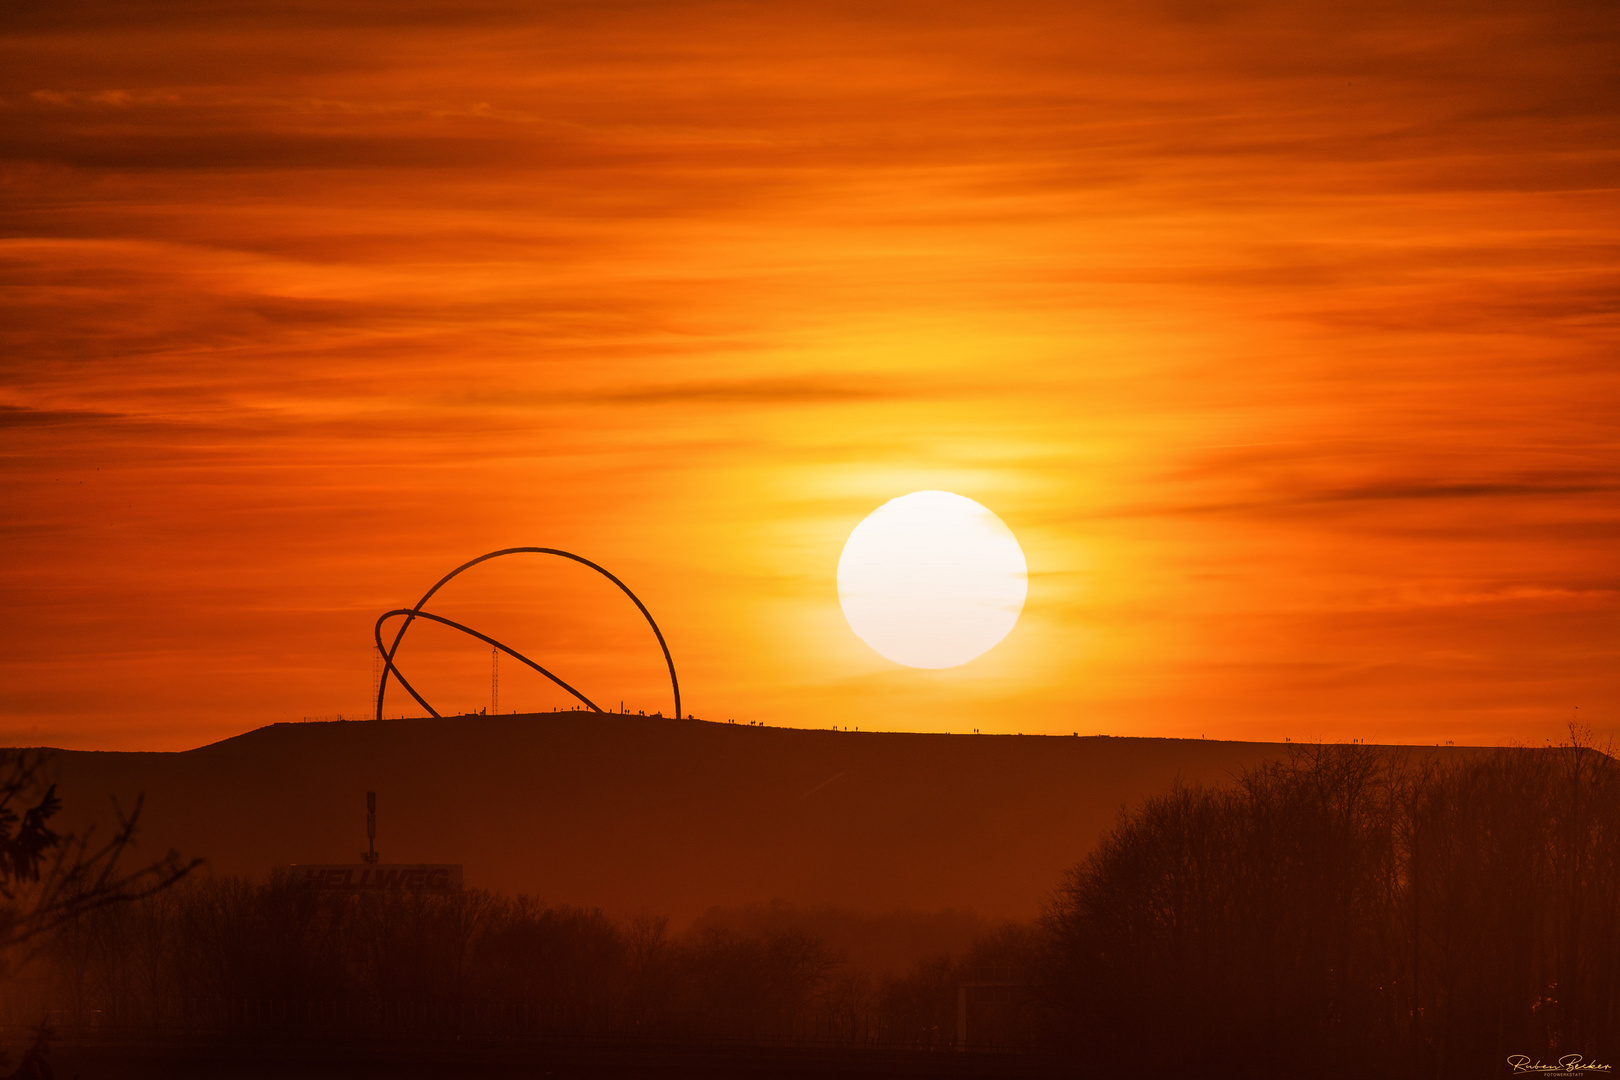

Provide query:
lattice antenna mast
left=363, top=791, right=379, bottom=864
left=491, top=646, right=499, bottom=714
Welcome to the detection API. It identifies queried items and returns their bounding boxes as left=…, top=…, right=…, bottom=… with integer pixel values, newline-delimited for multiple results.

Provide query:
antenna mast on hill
left=362, top=791, right=379, bottom=864
left=491, top=646, right=499, bottom=715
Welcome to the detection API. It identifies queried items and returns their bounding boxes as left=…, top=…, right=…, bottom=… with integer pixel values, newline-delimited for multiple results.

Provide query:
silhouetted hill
left=34, top=715, right=1487, bottom=923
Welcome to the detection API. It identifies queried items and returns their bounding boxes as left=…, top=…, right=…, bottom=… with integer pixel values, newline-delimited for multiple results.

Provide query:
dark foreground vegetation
left=1043, top=734, right=1620, bottom=1079
left=10, top=885, right=1035, bottom=1051
left=2, top=734, right=1617, bottom=1079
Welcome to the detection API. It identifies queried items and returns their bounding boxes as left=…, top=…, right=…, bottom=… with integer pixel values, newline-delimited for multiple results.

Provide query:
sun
left=837, top=491, right=1028, bottom=669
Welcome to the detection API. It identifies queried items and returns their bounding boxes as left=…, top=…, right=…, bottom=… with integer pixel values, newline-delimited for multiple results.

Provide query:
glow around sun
left=837, top=491, right=1028, bottom=669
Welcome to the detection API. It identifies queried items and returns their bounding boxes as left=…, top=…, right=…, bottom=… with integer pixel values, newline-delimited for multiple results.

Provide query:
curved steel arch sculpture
left=374, top=548, right=680, bottom=723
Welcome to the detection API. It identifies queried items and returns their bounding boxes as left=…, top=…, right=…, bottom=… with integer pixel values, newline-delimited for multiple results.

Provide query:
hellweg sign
left=289, top=864, right=463, bottom=893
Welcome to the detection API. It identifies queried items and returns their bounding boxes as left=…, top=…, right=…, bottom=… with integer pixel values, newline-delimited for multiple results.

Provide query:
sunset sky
left=3, top=0, right=1617, bottom=751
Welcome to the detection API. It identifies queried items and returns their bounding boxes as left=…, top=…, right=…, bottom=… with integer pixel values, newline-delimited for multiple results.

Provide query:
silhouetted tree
left=0, top=749, right=198, bottom=1077
left=0, top=750, right=197, bottom=958
left=1039, top=733, right=1620, bottom=1080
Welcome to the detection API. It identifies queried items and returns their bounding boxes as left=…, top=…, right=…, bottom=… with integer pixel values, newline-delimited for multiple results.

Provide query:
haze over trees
left=17, top=882, right=1035, bottom=1050
left=1039, top=734, right=1620, bottom=1079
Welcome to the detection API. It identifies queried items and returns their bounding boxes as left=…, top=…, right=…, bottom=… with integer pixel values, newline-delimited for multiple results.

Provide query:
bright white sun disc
left=837, top=490, right=1028, bottom=669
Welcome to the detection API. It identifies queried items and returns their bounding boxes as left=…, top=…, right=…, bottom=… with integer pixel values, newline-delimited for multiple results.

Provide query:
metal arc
left=375, top=609, right=602, bottom=714
left=374, top=548, right=679, bottom=722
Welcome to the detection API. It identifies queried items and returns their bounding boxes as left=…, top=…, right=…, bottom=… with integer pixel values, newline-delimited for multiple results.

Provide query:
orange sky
left=3, top=0, right=1618, bottom=751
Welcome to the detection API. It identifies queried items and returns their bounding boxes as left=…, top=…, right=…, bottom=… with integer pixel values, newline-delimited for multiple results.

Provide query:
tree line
left=12, top=877, right=1036, bottom=1050
left=1039, top=733, right=1620, bottom=1079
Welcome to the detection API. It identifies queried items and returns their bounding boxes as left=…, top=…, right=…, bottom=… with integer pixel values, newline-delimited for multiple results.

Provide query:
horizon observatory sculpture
left=374, top=547, right=680, bottom=723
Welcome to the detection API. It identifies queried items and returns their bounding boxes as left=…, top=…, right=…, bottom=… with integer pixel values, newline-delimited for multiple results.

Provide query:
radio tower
left=491, top=646, right=499, bottom=714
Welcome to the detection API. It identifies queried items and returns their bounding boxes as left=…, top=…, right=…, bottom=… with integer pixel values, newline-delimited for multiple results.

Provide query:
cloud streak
left=1, top=0, right=1617, bottom=748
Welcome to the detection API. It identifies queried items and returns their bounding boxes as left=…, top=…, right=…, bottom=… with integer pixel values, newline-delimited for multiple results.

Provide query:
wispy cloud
left=1, top=0, right=1617, bottom=748
left=572, top=377, right=926, bottom=406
